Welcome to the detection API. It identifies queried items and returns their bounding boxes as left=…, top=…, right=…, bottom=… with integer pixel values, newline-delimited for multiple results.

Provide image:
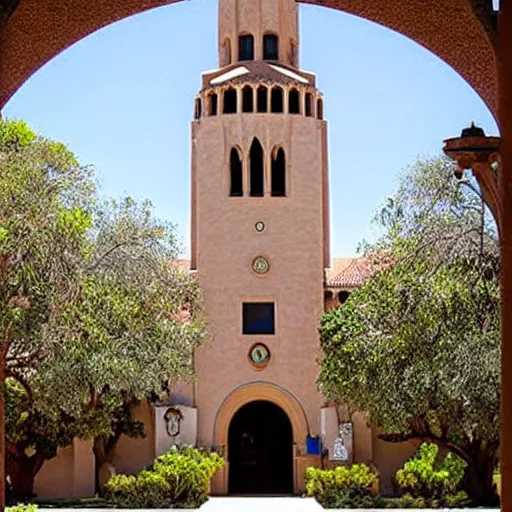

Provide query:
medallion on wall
left=255, top=221, right=265, bottom=233
left=248, top=343, right=271, bottom=369
left=164, top=407, right=184, bottom=438
left=252, top=256, right=270, bottom=275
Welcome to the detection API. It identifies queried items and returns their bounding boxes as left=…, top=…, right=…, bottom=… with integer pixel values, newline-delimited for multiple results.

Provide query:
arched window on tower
left=271, top=87, right=284, bottom=113
left=288, top=89, right=300, bottom=114
left=305, top=93, right=313, bottom=117
left=257, top=86, right=268, bottom=113
left=338, top=290, right=350, bottom=305
left=242, top=86, right=254, bottom=113
left=194, top=97, right=202, bottom=119
left=221, top=38, right=232, bottom=66
left=317, top=98, right=324, bottom=120
left=249, top=138, right=264, bottom=197
left=239, top=34, right=254, bottom=61
left=230, top=148, right=243, bottom=197
left=223, top=88, right=237, bottom=114
left=209, top=93, right=218, bottom=116
left=263, top=34, right=279, bottom=61
left=271, top=147, right=286, bottom=196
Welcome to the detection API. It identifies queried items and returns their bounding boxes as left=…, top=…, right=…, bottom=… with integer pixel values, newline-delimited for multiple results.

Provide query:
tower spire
left=218, top=0, right=299, bottom=68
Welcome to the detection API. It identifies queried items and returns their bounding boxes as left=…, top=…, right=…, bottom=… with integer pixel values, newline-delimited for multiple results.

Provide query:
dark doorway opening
left=228, top=400, right=293, bottom=495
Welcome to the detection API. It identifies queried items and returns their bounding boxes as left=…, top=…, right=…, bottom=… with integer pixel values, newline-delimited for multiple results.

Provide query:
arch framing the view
left=0, top=0, right=498, bottom=113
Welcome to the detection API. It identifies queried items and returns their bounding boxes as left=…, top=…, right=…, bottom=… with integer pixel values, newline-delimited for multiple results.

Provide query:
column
left=499, top=2, right=512, bottom=510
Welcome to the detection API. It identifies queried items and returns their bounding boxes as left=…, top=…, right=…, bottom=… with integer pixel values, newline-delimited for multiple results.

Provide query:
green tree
left=319, top=157, right=500, bottom=505
left=0, top=118, right=95, bottom=507
left=0, top=120, right=207, bottom=501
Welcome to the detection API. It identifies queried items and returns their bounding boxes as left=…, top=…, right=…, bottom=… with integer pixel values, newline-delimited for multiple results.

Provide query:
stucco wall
left=192, top=112, right=328, bottom=452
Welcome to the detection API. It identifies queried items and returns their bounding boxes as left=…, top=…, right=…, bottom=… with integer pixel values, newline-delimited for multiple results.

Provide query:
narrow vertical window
left=242, top=86, right=254, bottom=113
left=271, top=147, right=286, bottom=197
left=194, top=97, right=202, bottom=119
left=257, top=86, right=268, bottom=113
left=221, top=38, right=232, bottom=66
left=250, top=138, right=264, bottom=197
left=263, top=34, right=279, bottom=60
left=317, top=98, right=324, bottom=120
left=305, top=93, right=313, bottom=117
left=271, top=87, right=284, bottom=113
left=288, top=89, right=300, bottom=114
left=209, top=93, right=218, bottom=116
left=239, top=34, right=254, bottom=61
left=224, top=88, right=237, bottom=114
left=230, top=148, right=243, bottom=197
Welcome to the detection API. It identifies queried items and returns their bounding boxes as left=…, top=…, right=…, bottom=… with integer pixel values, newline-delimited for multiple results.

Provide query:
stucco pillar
left=499, top=3, right=512, bottom=511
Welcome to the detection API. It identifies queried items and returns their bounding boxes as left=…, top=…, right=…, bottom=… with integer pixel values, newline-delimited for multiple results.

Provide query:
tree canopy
left=319, top=157, right=500, bottom=504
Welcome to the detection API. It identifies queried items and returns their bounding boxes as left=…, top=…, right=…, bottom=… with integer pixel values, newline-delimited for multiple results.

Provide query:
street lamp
left=443, top=123, right=501, bottom=231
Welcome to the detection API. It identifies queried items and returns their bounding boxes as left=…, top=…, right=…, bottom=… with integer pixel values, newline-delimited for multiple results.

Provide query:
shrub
left=7, top=506, right=38, bottom=512
left=103, top=446, right=224, bottom=508
left=305, top=464, right=379, bottom=508
left=395, top=443, right=469, bottom=506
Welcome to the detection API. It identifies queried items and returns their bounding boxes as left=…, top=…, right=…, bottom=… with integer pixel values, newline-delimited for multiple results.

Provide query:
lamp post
left=443, top=123, right=501, bottom=232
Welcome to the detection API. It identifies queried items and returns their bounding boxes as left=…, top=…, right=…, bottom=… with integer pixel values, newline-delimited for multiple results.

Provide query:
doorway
left=228, top=400, right=293, bottom=495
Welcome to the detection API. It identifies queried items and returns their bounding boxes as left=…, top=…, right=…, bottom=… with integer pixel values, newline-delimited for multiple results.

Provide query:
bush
left=305, top=464, right=379, bottom=508
left=103, top=446, right=224, bottom=508
left=395, top=443, right=469, bottom=506
left=7, top=506, right=38, bottom=512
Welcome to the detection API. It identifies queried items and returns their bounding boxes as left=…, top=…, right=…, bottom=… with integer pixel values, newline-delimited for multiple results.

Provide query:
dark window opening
left=257, top=86, right=268, bottom=113
left=338, top=290, right=350, bottom=304
left=317, top=98, right=324, bottom=120
left=263, top=34, right=279, bottom=60
left=288, top=89, right=300, bottom=114
left=242, top=86, right=254, bottom=113
left=230, top=148, right=243, bottom=197
left=271, top=87, right=283, bottom=113
left=239, top=34, right=254, bottom=61
left=249, top=138, right=264, bottom=197
left=209, top=93, right=218, bottom=116
left=305, top=93, right=313, bottom=117
left=194, top=98, right=202, bottom=119
left=243, top=303, right=275, bottom=334
left=271, top=148, right=286, bottom=197
left=224, top=88, right=237, bottom=114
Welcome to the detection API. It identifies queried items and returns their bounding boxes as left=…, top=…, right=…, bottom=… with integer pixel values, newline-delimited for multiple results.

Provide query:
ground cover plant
left=305, top=463, right=380, bottom=508
left=103, top=446, right=224, bottom=508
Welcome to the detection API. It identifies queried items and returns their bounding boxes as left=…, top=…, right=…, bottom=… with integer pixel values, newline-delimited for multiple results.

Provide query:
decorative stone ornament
left=255, top=221, right=265, bottom=232
left=248, top=343, right=271, bottom=369
left=252, top=256, right=270, bottom=274
left=164, top=407, right=184, bottom=437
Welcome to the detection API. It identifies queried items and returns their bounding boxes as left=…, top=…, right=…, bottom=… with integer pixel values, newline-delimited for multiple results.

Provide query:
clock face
left=249, top=343, right=271, bottom=369
left=252, top=256, right=270, bottom=274
left=255, top=221, right=265, bottom=232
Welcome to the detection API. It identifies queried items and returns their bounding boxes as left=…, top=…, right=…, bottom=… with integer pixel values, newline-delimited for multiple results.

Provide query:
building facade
left=33, top=0, right=418, bottom=498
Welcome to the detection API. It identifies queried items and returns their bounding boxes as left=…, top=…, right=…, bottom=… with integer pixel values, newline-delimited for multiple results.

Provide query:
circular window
left=248, top=343, right=271, bottom=370
left=252, top=256, right=270, bottom=275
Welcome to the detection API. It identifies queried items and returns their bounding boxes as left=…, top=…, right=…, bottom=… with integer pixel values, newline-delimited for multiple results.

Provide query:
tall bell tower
left=190, top=0, right=330, bottom=494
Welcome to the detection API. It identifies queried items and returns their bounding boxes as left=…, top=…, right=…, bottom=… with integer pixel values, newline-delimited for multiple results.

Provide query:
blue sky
left=3, top=0, right=498, bottom=258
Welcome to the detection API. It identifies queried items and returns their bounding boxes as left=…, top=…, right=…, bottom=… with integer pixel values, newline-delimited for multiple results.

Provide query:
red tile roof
left=326, top=257, right=377, bottom=288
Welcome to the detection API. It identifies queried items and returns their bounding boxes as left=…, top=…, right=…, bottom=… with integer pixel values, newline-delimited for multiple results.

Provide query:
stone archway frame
left=213, top=381, right=309, bottom=447
left=211, top=381, right=310, bottom=495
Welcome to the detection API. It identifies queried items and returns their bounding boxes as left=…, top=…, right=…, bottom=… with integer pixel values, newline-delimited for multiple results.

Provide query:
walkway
left=200, top=497, right=323, bottom=511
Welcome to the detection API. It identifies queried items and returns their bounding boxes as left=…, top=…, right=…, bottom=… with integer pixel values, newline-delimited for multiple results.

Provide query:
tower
left=190, top=0, right=330, bottom=494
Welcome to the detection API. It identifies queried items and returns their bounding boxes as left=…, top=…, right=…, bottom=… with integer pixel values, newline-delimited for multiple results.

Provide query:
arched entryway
left=228, top=400, right=293, bottom=495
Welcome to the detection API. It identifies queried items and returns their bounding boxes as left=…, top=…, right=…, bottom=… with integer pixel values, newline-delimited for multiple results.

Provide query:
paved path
left=200, top=497, right=323, bottom=510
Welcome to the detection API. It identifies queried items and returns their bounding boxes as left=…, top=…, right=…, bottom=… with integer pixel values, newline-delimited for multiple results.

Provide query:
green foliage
left=318, top=157, right=500, bottom=504
left=395, top=443, right=466, bottom=499
left=305, top=464, right=379, bottom=508
left=7, top=504, right=38, bottom=512
left=103, top=446, right=224, bottom=508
